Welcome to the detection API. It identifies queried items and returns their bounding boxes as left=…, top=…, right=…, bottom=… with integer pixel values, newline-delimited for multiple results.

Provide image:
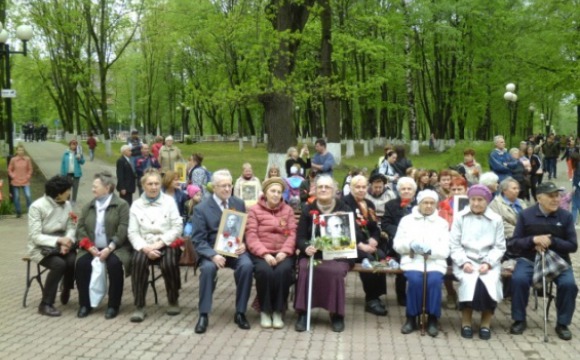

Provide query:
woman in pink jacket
left=8, top=144, right=33, bottom=217
left=246, top=177, right=297, bottom=329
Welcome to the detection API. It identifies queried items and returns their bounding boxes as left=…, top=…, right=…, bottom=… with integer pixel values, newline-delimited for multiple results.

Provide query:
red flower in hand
left=223, top=232, right=230, bottom=238
left=319, top=220, right=327, bottom=227
left=309, top=210, right=320, bottom=216
left=79, top=237, right=94, bottom=250
left=360, top=219, right=368, bottom=227
left=313, top=218, right=320, bottom=225
left=170, top=238, right=184, bottom=249
left=69, top=212, right=78, bottom=224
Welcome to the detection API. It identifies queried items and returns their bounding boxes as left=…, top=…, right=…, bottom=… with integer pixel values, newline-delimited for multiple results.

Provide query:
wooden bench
left=22, top=256, right=48, bottom=308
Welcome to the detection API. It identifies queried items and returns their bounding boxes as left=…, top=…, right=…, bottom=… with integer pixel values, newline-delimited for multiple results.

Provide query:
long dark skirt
left=294, top=258, right=350, bottom=316
left=459, top=278, right=497, bottom=313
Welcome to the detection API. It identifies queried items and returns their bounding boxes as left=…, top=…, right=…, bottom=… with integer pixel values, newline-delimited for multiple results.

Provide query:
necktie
left=222, top=200, right=228, bottom=210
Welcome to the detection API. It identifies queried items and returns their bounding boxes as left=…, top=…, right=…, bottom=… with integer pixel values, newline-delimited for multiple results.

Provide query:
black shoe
left=38, top=303, right=61, bottom=317
left=295, top=313, right=307, bottom=332
left=60, top=287, right=71, bottom=305
left=427, top=315, right=438, bottom=337
left=479, top=327, right=491, bottom=340
left=555, top=324, right=572, bottom=341
left=461, top=326, right=473, bottom=339
left=510, top=320, right=526, bottom=335
left=195, top=314, right=208, bottom=334
left=105, top=307, right=118, bottom=319
left=77, top=306, right=91, bottom=318
left=330, top=314, right=344, bottom=333
left=234, top=312, right=250, bottom=330
left=365, top=299, right=387, bottom=316
left=401, top=317, right=417, bottom=334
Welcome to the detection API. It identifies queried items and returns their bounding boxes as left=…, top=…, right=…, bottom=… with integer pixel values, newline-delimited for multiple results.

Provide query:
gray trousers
left=198, top=252, right=253, bottom=315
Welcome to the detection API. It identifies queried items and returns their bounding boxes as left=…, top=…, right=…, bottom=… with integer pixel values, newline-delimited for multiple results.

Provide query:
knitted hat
left=467, top=184, right=492, bottom=203
left=187, top=184, right=201, bottom=198
left=262, top=177, right=286, bottom=192
left=416, top=189, right=438, bottom=204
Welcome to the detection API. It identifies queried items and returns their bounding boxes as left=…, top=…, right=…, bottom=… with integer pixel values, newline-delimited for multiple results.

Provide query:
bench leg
left=23, top=260, right=32, bottom=308
left=150, top=266, right=159, bottom=305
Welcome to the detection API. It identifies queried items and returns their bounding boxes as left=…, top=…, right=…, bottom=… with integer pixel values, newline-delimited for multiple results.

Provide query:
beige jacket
left=488, top=195, right=527, bottom=240
left=158, top=145, right=184, bottom=172
left=27, top=196, right=76, bottom=263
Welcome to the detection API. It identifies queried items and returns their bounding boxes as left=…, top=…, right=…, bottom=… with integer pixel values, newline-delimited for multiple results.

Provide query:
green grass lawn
left=89, top=139, right=494, bottom=183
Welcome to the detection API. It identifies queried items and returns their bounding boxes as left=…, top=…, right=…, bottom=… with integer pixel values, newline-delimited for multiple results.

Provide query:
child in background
left=183, top=184, right=202, bottom=237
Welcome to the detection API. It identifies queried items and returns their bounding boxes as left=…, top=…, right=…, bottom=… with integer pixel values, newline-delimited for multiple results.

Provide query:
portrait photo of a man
left=215, top=210, right=247, bottom=257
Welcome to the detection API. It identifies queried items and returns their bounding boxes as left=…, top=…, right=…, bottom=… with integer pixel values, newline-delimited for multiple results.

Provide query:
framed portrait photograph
left=214, top=209, right=248, bottom=258
left=174, top=162, right=187, bottom=183
left=241, top=182, right=259, bottom=206
left=319, top=212, right=357, bottom=260
left=453, top=195, right=469, bottom=215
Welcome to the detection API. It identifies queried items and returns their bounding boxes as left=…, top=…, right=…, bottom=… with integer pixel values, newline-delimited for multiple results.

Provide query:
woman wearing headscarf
left=450, top=184, right=505, bottom=340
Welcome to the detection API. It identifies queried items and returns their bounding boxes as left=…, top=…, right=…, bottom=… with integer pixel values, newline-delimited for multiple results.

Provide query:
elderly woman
left=459, top=148, right=482, bottom=186
left=27, top=175, right=76, bottom=317
left=394, top=189, right=450, bottom=337
left=285, top=145, right=311, bottom=177
left=479, top=171, right=500, bottom=197
left=381, top=176, right=418, bottom=306
left=75, top=171, right=132, bottom=319
left=489, top=177, right=527, bottom=258
left=343, top=175, right=388, bottom=316
left=162, top=170, right=188, bottom=220
left=246, top=177, right=297, bottom=329
left=159, top=136, right=184, bottom=173
left=450, top=185, right=506, bottom=340
left=128, top=169, right=184, bottom=322
left=294, top=175, right=362, bottom=332
left=60, top=139, right=85, bottom=204
left=187, top=153, right=209, bottom=194
left=234, top=163, right=262, bottom=204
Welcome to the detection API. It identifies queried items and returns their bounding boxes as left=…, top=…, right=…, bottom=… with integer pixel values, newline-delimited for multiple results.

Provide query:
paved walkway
left=0, top=142, right=579, bottom=359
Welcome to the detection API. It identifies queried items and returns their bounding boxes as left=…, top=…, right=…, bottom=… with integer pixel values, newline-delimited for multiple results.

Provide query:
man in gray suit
left=191, top=169, right=252, bottom=334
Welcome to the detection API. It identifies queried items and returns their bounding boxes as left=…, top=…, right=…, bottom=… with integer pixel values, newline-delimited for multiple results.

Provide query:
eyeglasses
left=216, top=184, right=233, bottom=189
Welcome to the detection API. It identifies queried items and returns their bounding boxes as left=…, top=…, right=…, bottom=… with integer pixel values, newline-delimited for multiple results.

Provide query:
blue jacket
left=60, top=151, right=85, bottom=178
left=511, top=204, right=577, bottom=264
left=488, top=149, right=517, bottom=182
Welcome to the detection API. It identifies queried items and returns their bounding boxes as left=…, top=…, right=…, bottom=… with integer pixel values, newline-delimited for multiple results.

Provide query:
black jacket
left=116, top=156, right=137, bottom=194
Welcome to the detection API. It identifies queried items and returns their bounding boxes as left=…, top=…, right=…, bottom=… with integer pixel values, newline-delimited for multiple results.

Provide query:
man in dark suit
left=116, top=145, right=137, bottom=206
left=191, top=169, right=252, bottom=334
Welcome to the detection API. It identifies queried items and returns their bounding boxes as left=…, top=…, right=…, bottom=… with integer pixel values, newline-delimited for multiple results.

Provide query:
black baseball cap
left=536, top=182, right=564, bottom=195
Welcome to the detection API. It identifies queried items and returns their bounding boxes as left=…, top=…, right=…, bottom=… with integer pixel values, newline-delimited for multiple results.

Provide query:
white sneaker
left=260, top=312, right=272, bottom=328
left=272, top=311, right=284, bottom=329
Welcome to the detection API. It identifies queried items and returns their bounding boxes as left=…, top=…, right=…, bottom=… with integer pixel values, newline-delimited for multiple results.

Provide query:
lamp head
left=16, top=25, right=33, bottom=41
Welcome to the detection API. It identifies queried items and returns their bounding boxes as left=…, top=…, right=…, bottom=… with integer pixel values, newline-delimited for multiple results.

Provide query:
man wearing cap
left=509, top=182, right=578, bottom=340
left=394, top=189, right=450, bottom=336
left=191, top=169, right=251, bottom=334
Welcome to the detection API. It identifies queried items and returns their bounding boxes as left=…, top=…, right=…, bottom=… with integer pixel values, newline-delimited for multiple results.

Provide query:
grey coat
left=76, top=194, right=133, bottom=276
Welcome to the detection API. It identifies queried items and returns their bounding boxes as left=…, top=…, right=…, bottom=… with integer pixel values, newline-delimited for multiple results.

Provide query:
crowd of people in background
left=18, top=130, right=579, bottom=342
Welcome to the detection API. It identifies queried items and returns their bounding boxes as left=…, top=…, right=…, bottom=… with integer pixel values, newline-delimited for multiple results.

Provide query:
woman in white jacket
left=394, top=189, right=450, bottom=337
left=450, top=184, right=505, bottom=341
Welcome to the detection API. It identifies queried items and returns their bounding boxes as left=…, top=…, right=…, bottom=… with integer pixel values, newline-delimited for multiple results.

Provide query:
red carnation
left=79, top=237, right=94, bottom=250
left=309, top=210, right=320, bottom=216
left=360, top=219, right=368, bottom=226
left=170, top=238, right=185, bottom=249
left=69, top=211, right=78, bottom=224
left=319, top=220, right=327, bottom=227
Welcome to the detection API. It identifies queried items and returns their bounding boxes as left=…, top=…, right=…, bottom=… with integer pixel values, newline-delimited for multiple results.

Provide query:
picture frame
left=319, top=212, right=357, bottom=260
left=241, top=181, right=259, bottom=206
left=214, top=209, right=248, bottom=258
left=453, top=195, right=469, bottom=215
left=174, top=162, right=187, bottom=183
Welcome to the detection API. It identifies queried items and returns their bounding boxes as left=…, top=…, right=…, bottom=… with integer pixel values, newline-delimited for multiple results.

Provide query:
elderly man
left=27, top=175, right=76, bottom=316
left=510, top=182, right=578, bottom=340
left=135, top=144, right=161, bottom=194
left=191, top=169, right=252, bottom=334
left=381, top=177, right=418, bottom=306
left=311, top=138, right=335, bottom=177
left=489, top=177, right=527, bottom=258
left=394, top=189, right=450, bottom=337
left=116, top=145, right=137, bottom=206
left=489, top=135, right=517, bottom=182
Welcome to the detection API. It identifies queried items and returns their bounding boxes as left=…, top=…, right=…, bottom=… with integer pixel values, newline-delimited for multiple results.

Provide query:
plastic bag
left=89, top=257, right=107, bottom=307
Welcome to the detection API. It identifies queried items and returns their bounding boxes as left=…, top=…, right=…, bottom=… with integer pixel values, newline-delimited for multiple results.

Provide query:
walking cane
left=420, top=250, right=431, bottom=336
left=541, top=250, right=548, bottom=343
left=306, top=255, right=314, bottom=332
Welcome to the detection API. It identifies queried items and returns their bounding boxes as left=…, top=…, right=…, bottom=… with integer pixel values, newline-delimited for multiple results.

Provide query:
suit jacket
left=191, top=196, right=246, bottom=260
left=116, top=156, right=137, bottom=194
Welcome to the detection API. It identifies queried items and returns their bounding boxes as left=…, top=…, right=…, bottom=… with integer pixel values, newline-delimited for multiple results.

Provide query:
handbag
left=532, top=249, right=569, bottom=289
left=89, top=257, right=108, bottom=307
left=179, top=237, right=197, bottom=267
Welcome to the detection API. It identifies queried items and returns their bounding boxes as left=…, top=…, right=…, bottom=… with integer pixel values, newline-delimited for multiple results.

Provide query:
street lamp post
left=0, top=23, right=33, bottom=203
left=503, top=83, right=518, bottom=146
